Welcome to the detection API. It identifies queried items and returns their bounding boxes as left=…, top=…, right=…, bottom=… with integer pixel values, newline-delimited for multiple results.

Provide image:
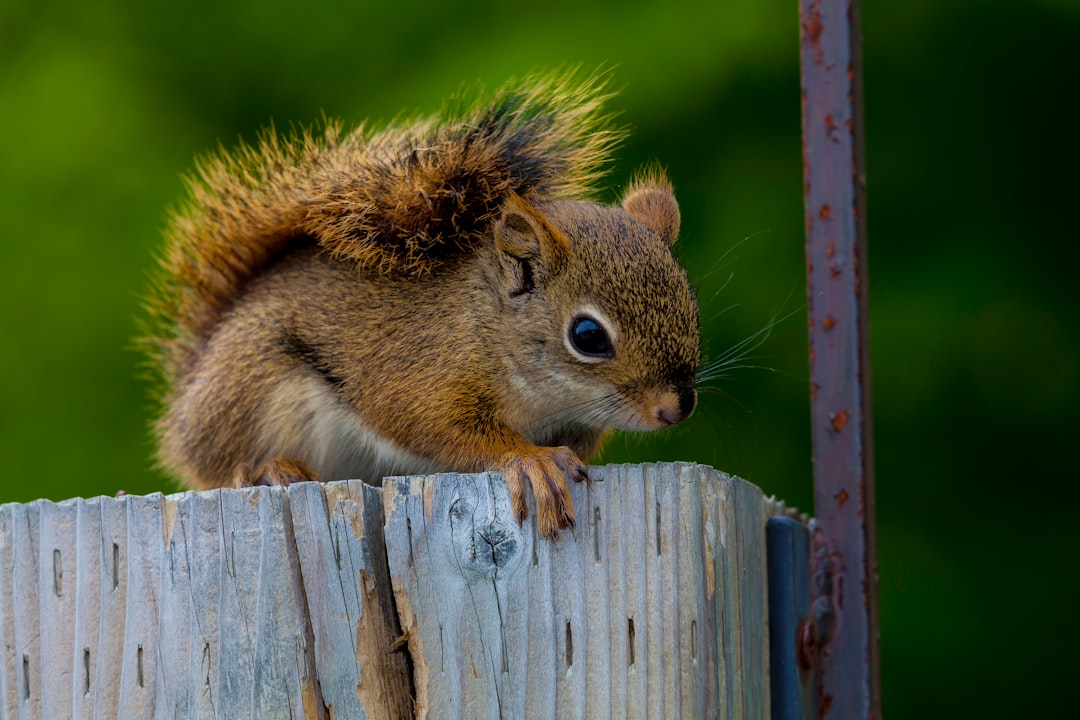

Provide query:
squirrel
left=144, top=71, right=700, bottom=538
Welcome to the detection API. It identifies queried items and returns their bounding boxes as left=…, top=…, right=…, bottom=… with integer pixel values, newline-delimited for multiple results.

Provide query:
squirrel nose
left=654, top=385, right=697, bottom=426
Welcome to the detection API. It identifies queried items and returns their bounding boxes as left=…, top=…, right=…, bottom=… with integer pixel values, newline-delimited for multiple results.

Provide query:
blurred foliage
left=1, top=0, right=1077, bottom=716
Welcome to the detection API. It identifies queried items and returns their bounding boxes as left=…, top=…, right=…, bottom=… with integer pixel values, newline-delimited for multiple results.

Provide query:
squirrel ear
left=493, top=194, right=570, bottom=271
left=622, top=173, right=681, bottom=246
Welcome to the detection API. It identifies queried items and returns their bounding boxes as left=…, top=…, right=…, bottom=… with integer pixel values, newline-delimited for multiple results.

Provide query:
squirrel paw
left=500, top=446, right=588, bottom=539
left=232, top=457, right=322, bottom=489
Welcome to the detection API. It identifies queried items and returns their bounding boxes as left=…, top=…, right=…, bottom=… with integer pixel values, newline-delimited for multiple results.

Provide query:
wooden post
left=0, top=463, right=800, bottom=719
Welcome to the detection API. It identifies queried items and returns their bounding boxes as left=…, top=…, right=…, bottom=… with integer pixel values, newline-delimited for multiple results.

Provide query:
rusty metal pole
left=799, top=0, right=882, bottom=717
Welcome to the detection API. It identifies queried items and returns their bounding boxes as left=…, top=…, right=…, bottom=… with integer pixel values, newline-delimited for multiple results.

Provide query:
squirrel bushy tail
left=145, top=70, right=624, bottom=384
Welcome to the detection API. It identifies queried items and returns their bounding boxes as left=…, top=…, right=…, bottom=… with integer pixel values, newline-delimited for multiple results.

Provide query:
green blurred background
left=2, top=0, right=1077, bottom=716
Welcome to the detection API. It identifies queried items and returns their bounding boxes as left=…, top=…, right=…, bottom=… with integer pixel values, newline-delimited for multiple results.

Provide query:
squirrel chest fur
left=148, top=73, right=700, bottom=537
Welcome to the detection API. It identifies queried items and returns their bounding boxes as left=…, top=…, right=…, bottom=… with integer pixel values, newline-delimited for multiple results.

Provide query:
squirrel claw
left=571, top=463, right=589, bottom=484
left=500, top=446, right=583, bottom=539
left=232, top=457, right=321, bottom=489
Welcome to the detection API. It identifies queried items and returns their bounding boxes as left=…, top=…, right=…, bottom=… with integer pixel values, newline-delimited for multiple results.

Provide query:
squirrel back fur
left=148, top=72, right=622, bottom=383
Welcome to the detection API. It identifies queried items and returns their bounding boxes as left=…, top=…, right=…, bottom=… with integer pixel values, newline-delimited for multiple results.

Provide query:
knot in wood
left=473, top=524, right=520, bottom=574
left=449, top=505, right=525, bottom=579
left=445, top=476, right=529, bottom=581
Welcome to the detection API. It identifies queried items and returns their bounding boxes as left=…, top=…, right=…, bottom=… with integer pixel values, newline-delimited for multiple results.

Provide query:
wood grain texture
left=288, top=479, right=413, bottom=720
left=0, top=483, right=406, bottom=720
left=383, top=462, right=781, bottom=720
left=1, top=463, right=795, bottom=720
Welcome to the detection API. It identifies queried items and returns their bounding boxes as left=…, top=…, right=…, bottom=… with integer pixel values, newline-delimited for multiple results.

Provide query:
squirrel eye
left=569, top=315, right=613, bottom=358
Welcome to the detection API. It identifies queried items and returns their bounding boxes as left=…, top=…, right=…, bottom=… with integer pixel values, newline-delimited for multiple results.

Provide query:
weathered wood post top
left=0, top=463, right=803, bottom=719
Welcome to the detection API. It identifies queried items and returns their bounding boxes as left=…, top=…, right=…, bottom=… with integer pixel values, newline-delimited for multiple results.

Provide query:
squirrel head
left=490, top=177, right=699, bottom=436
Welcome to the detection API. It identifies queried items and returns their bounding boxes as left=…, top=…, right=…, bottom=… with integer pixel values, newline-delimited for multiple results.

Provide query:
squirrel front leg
left=438, top=419, right=588, bottom=538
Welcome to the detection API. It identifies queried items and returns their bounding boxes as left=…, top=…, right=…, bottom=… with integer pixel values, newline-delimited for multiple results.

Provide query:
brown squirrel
left=145, top=72, right=700, bottom=538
